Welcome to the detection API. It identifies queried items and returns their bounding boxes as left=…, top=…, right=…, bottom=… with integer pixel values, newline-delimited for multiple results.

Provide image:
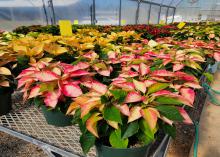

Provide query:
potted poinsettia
left=16, top=60, right=94, bottom=126
left=67, top=60, right=200, bottom=156
left=0, top=66, right=13, bottom=116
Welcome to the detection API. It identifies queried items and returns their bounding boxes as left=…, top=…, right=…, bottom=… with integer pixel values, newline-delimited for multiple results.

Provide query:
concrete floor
left=189, top=67, right=220, bottom=157
left=0, top=132, right=45, bottom=157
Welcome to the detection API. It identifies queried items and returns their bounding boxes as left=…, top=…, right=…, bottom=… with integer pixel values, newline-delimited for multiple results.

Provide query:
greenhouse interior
left=0, top=0, right=220, bottom=157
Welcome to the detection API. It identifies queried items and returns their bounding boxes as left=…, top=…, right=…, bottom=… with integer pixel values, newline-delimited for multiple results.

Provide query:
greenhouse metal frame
left=1, top=0, right=219, bottom=31
left=45, top=0, right=180, bottom=25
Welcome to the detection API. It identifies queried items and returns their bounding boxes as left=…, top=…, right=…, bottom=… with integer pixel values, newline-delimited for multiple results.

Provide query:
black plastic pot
left=96, top=143, right=151, bottom=157
left=41, top=105, right=72, bottom=127
left=0, top=87, right=12, bottom=116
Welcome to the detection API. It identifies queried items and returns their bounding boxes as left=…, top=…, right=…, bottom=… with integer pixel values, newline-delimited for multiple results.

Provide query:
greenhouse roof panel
left=141, top=0, right=182, bottom=7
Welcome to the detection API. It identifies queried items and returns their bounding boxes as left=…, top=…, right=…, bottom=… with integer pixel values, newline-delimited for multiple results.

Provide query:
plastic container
left=0, top=87, right=12, bottom=116
left=96, top=143, right=151, bottom=157
left=41, top=105, right=72, bottom=127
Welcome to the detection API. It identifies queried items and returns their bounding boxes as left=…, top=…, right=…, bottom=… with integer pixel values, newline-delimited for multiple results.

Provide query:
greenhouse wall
left=0, top=0, right=46, bottom=31
left=0, top=0, right=219, bottom=31
left=175, top=0, right=220, bottom=22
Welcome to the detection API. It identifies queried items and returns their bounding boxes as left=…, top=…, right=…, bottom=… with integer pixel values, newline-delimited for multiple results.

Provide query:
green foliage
left=34, top=97, right=43, bottom=107
left=101, top=95, right=109, bottom=104
left=156, top=106, right=183, bottom=121
left=80, top=131, right=96, bottom=154
left=122, top=121, right=139, bottom=139
left=203, top=72, right=214, bottom=82
left=103, top=106, right=122, bottom=124
left=148, top=83, right=170, bottom=94
left=160, top=122, right=176, bottom=138
left=155, top=96, right=184, bottom=105
left=138, top=119, right=154, bottom=145
left=39, top=83, right=56, bottom=92
left=110, top=89, right=127, bottom=104
left=109, top=129, right=128, bottom=148
left=17, top=56, right=29, bottom=66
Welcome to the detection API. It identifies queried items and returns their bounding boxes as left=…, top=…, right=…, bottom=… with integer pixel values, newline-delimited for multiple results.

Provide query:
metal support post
left=158, top=5, right=162, bottom=24
left=90, top=5, right=93, bottom=25
left=119, top=0, right=122, bottom=25
left=92, top=0, right=96, bottom=25
left=42, top=0, right=49, bottom=25
left=135, top=0, right=141, bottom=24
left=140, top=0, right=175, bottom=9
left=48, top=0, right=56, bottom=25
left=171, top=8, right=176, bottom=23
left=165, top=7, right=169, bottom=24
left=147, top=3, right=151, bottom=24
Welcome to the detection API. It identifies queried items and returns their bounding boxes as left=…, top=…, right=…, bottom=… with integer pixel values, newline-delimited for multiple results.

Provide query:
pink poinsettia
left=17, top=61, right=96, bottom=108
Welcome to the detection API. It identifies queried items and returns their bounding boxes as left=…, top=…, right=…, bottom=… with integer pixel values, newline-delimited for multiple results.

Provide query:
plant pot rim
left=40, top=104, right=72, bottom=127
left=96, top=143, right=151, bottom=151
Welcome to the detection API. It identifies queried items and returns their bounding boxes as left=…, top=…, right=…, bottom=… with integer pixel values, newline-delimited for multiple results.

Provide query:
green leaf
left=34, top=97, right=43, bottom=107
left=185, top=61, right=202, bottom=70
left=17, top=55, right=29, bottom=66
left=82, top=112, right=92, bottom=124
left=109, top=129, right=128, bottom=148
left=110, top=89, right=127, bottom=103
left=139, top=119, right=155, bottom=143
left=79, top=121, right=87, bottom=134
left=139, top=119, right=154, bottom=139
left=132, top=59, right=147, bottom=64
left=147, top=83, right=170, bottom=94
left=155, top=96, right=184, bottom=105
left=137, top=131, right=153, bottom=145
left=203, top=72, right=214, bottom=82
left=161, top=123, right=176, bottom=138
left=103, top=106, right=122, bottom=124
left=39, top=83, right=56, bottom=93
left=122, top=121, right=139, bottom=139
left=156, top=106, right=183, bottom=121
left=151, top=59, right=163, bottom=67
left=101, top=95, right=108, bottom=104
left=80, top=131, right=96, bottom=154
left=71, top=108, right=81, bottom=124
left=98, top=123, right=109, bottom=136
left=94, top=62, right=107, bottom=70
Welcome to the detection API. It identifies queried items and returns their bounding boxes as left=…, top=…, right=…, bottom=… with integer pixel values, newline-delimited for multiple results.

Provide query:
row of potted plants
left=0, top=23, right=219, bottom=156
left=11, top=22, right=220, bottom=40
left=172, top=22, right=220, bottom=41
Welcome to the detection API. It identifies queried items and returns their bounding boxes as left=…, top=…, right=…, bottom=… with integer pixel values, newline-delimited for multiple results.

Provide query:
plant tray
left=0, top=92, right=169, bottom=157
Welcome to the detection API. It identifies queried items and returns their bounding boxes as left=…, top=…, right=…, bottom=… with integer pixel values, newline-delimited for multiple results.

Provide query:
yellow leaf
left=30, top=57, right=36, bottom=63
left=148, top=40, right=158, bottom=48
left=12, top=64, right=17, bottom=69
left=66, top=102, right=80, bottom=115
left=30, top=43, right=44, bottom=56
left=44, top=43, right=67, bottom=55
left=94, top=62, right=107, bottom=70
left=0, top=67, right=11, bottom=75
left=52, top=67, right=61, bottom=75
left=13, top=45, right=27, bottom=53
left=107, top=120, right=119, bottom=129
left=86, top=113, right=103, bottom=138
left=0, top=81, right=10, bottom=87
left=140, top=108, right=159, bottom=130
left=0, top=51, right=8, bottom=57
left=39, top=57, right=53, bottom=63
